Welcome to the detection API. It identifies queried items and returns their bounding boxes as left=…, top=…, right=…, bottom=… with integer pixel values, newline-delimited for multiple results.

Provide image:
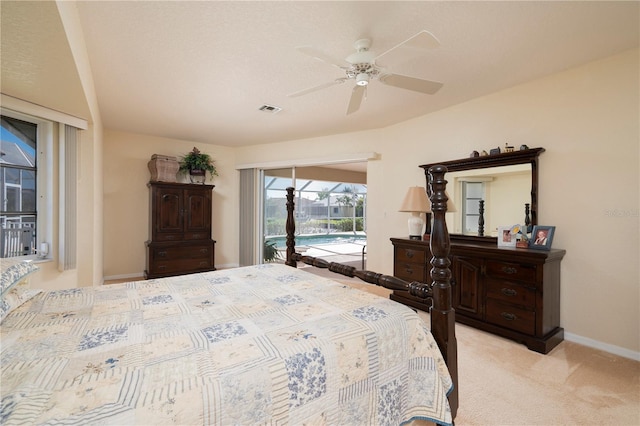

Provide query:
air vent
left=259, top=104, right=282, bottom=113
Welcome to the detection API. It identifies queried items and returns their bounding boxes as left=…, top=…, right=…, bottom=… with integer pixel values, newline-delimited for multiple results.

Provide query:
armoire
left=145, top=182, right=216, bottom=279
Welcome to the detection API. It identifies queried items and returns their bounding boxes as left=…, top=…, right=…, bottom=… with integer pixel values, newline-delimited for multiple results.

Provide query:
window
left=0, top=111, right=52, bottom=259
left=462, top=181, right=485, bottom=235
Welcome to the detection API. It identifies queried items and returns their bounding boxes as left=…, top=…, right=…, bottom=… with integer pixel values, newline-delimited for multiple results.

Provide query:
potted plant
left=263, top=239, right=282, bottom=263
left=179, top=147, right=219, bottom=184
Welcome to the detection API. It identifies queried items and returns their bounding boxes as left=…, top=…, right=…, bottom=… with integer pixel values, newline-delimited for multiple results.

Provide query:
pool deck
left=300, top=241, right=365, bottom=256
left=279, top=241, right=367, bottom=268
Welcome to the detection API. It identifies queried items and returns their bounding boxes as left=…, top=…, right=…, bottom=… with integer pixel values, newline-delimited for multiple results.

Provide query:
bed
left=1, top=165, right=457, bottom=425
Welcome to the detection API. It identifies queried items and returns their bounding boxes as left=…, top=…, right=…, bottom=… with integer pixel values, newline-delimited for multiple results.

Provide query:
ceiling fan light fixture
left=291, top=31, right=443, bottom=114
left=356, top=73, right=369, bottom=86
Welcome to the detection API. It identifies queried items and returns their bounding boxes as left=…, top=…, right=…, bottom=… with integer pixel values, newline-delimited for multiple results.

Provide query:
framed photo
left=529, top=226, right=555, bottom=250
left=497, top=226, right=516, bottom=247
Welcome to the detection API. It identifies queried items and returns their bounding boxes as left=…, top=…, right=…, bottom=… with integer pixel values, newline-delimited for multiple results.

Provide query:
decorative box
left=148, top=154, right=179, bottom=182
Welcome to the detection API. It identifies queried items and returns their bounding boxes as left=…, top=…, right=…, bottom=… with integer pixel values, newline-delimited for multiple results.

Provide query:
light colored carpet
left=303, top=266, right=640, bottom=426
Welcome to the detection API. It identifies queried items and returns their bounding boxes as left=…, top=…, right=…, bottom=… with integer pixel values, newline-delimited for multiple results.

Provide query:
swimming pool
left=267, top=233, right=366, bottom=248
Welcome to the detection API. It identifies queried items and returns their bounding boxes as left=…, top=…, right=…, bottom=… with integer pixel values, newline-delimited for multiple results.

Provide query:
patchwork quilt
left=0, top=264, right=452, bottom=425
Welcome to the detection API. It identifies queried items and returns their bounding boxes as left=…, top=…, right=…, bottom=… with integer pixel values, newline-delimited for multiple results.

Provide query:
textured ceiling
left=2, top=1, right=639, bottom=148
left=1, top=1, right=89, bottom=119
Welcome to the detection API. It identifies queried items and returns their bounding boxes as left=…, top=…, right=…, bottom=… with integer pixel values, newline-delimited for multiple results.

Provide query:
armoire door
left=154, top=186, right=184, bottom=240
left=184, top=188, right=212, bottom=239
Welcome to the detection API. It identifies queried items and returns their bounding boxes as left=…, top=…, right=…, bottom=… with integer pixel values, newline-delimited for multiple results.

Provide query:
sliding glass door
left=260, top=167, right=367, bottom=265
left=261, top=168, right=295, bottom=264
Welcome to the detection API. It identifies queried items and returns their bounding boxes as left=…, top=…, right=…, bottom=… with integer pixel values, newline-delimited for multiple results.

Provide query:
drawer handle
left=158, top=251, right=167, bottom=257
left=501, top=312, right=517, bottom=321
left=405, top=250, right=414, bottom=259
left=200, top=248, right=209, bottom=254
left=165, top=235, right=175, bottom=240
left=501, top=266, right=518, bottom=274
left=193, top=234, right=203, bottom=239
left=158, top=265, right=167, bottom=270
left=501, top=288, right=518, bottom=297
left=404, top=266, right=413, bottom=274
left=199, top=261, right=209, bottom=266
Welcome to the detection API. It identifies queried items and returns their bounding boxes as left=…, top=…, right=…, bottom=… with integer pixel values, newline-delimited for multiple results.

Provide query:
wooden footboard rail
left=285, top=165, right=458, bottom=418
left=290, top=252, right=434, bottom=301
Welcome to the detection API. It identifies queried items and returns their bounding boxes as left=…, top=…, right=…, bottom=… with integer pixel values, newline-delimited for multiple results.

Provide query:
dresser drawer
left=394, top=262, right=427, bottom=283
left=485, top=260, right=537, bottom=284
left=485, top=299, right=535, bottom=335
left=486, top=279, right=536, bottom=309
left=395, top=246, right=427, bottom=264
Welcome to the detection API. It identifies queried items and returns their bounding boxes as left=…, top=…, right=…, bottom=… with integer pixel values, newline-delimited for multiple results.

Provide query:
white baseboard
left=103, top=272, right=144, bottom=282
left=564, top=332, right=640, bottom=361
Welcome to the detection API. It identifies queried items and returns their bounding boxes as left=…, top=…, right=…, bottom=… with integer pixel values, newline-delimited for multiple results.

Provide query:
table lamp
left=399, top=186, right=431, bottom=240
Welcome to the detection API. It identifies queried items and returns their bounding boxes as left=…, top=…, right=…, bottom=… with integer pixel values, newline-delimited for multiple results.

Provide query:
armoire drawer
left=154, top=233, right=183, bottom=242
left=151, top=244, right=212, bottom=260
left=485, top=299, right=535, bottom=335
left=151, top=258, right=213, bottom=275
left=184, top=231, right=210, bottom=240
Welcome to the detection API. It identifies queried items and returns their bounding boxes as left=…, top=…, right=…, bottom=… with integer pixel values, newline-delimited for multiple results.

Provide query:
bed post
left=429, top=165, right=459, bottom=418
left=285, top=187, right=297, bottom=267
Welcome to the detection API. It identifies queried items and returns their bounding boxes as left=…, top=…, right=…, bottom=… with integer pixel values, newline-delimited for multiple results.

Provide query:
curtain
left=59, top=124, right=77, bottom=270
left=239, top=168, right=256, bottom=266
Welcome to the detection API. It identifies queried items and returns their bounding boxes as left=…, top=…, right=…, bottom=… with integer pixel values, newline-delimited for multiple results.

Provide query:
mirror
left=447, top=164, right=530, bottom=235
left=420, top=148, right=544, bottom=241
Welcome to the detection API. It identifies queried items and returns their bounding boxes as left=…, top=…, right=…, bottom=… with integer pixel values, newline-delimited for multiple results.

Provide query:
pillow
left=1, top=260, right=39, bottom=297
left=0, top=287, right=42, bottom=323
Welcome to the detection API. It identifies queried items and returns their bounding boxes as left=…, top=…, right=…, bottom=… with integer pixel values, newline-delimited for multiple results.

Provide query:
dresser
left=391, top=237, right=566, bottom=354
left=145, top=182, right=216, bottom=279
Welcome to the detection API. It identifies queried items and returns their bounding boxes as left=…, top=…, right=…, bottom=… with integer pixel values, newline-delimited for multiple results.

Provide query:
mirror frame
left=420, top=147, right=545, bottom=243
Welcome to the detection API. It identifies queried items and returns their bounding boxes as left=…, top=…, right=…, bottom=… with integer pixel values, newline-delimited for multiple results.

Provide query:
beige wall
left=102, top=132, right=237, bottom=276
left=231, top=49, right=639, bottom=355
left=26, top=1, right=104, bottom=291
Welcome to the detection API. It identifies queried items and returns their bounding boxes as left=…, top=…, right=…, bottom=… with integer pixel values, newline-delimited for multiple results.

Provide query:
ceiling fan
left=288, top=30, right=443, bottom=115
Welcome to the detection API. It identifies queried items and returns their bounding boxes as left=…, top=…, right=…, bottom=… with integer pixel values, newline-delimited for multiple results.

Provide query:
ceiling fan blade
left=288, top=78, right=347, bottom=97
left=379, top=73, right=443, bottom=95
left=296, top=46, right=347, bottom=70
left=375, top=30, right=440, bottom=60
left=346, top=85, right=366, bottom=115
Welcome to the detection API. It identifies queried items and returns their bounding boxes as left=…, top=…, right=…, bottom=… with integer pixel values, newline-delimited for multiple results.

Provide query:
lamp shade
left=445, top=191, right=457, bottom=213
left=399, top=187, right=431, bottom=213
